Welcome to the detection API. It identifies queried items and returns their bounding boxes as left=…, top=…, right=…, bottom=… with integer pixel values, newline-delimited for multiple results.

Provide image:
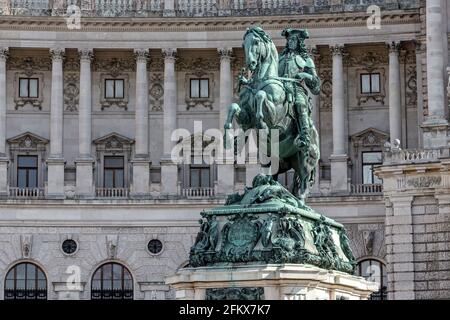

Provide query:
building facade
left=0, top=0, right=449, bottom=300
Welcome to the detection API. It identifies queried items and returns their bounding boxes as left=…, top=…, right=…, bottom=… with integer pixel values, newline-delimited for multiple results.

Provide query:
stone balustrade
left=350, top=183, right=383, bottom=195
left=182, top=187, right=215, bottom=198
left=384, top=149, right=441, bottom=165
left=95, top=187, right=129, bottom=198
left=0, top=0, right=420, bottom=17
left=8, top=187, right=45, bottom=199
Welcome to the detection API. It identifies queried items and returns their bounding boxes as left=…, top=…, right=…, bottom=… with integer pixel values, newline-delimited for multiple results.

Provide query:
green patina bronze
left=189, top=27, right=356, bottom=276
left=206, top=287, right=264, bottom=300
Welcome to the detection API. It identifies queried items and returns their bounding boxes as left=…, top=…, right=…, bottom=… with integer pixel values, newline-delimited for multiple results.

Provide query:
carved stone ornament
left=319, top=69, right=332, bottom=110
left=363, top=230, right=375, bottom=255
left=406, top=65, right=417, bottom=107
left=177, top=56, right=220, bottom=71
left=93, top=57, right=135, bottom=77
left=7, top=132, right=49, bottom=151
left=64, top=72, right=80, bottom=112
left=21, top=235, right=33, bottom=258
left=93, top=132, right=134, bottom=153
left=106, top=235, right=119, bottom=259
left=206, top=287, right=264, bottom=300
left=149, top=73, right=164, bottom=111
left=7, top=56, right=52, bottom=74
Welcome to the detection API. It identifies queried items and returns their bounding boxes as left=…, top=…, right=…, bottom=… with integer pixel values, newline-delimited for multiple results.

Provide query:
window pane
left=26, top=264, right=36, bottom=280
left=5, top=279, right=14, bottom=290
left=18, top=156, right=38, bottom=168
left=105, top=170, right=114, bottom=188
left=16, top=264, right=26, bottom=280
left=190, top=79, right=199, bottom=98
left=200, top=79, right=209, bottom=98
left=201, top=168, right=210, bottom=188
left=105, top=80, right=115, bottom=98
left=29, top=79, right=38, bottom=98
left=19, top=79, right=29, bottom=97
left=28, top=169, right=38, bottom=188
left=363, top=165, right=373, bottom=184
left=104, top=157, right=124, bottom=168
left=102, top=264, right=112, bottom=280
left=363, top=152, right=382, bottom=164
left=190, top=168, right=200, bottom=188
left=113, top=280, right=122, bottom=290
left=361, top=74, right=371, bottom=93
left=92, top=279, right=101, bottom=290
left=18, top=169, right=27, bottom=188
left=115, top=80, right=124, bottom=98
left=371, top=74, right=380, bottom=93
left=115, top=170, right=124, bottom=188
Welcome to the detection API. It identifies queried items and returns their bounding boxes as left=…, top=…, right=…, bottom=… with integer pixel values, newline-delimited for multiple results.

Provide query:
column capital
left=162, top=48, right=177, bottom=61
left=218, top=47, right=233, bottom=60
left=50, top=48, right=65, bottom=62
left=413, top=39, right=426, bottom=54
left=134, top=48, right=150, bottom=63
left=387, top=41, right=402, bottom=54
left=78, top=48, right=94, bottom=63
left=330, top=44, right=345, bottom=56
left=0, top=47, right=9, bottom=62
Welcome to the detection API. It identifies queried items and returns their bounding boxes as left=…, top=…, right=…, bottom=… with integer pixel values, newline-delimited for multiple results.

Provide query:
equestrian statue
left=224, top=26, right=321, bottom=205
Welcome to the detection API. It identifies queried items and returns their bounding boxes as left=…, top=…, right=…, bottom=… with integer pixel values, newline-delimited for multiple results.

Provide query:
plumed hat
left=281, top=28, right=310, bottom=40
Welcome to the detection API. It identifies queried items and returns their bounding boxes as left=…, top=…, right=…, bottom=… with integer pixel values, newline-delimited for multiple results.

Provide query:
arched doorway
left=4, top=262, right=47, bottom=300
left=91, top=262, right=133, bottom=300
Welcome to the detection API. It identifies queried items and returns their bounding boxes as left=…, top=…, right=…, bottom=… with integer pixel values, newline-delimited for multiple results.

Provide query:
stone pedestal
left=47, top=158, right=65, bottom=198
left=161, top=158, right=178, bottom=197
left=131, top=158, right=150, bottom=198
left=75, top=158, right=95, bottom=198
left=167, top=264, right=378, bottom=300
left=53, top=282, right=85, bottom=300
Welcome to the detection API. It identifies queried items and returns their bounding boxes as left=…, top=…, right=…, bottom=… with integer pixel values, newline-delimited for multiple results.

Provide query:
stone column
left=388, top=42, right=402, bottom=145
left=309, top=46, right=321, bottom=195
left=75, top=49, right=95, bottom=198
left=0, top=48, right=8, bottom=196
left=329, top=45, right=348, bottom=193
left=217, top=48, right=234, bottom=195
left=131, top=49, right=150, bottom=198
left=161, top=48, right=178, bottom=197
left=47, top=48, right=65, bottom=198
left=422, top=0, right=448, bottom=148
left=415, top=41, right=425, bottom=148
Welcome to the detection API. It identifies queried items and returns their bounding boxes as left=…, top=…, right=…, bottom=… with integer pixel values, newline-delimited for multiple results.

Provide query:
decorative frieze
left=176, top=56, right=220, bottom=71
left=7, top=56, right=52, bottom=74
left=93, top=57, right=135, bottom=76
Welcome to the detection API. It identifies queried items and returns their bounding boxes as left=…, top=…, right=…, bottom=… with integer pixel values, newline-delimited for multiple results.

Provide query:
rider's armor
left=279, top=51, right=312, bottom=150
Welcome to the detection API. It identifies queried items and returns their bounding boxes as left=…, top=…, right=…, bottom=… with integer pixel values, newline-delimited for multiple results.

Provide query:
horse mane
left=244, top=26, right=272, bottom=44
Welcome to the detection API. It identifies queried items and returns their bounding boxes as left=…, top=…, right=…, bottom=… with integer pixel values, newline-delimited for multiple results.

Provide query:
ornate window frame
left=99, top=73, right=130, bottom=110
left=350, top=128, right=389, bottom=185
left=184, top=71, right=215, bottom=110
left=7, top=132, right=49, bottom=188
left=13, top=72, right=45, bottom=110
left=355, top=68, right=386, bottom=106
left=93, top=132, right=134, bottom=189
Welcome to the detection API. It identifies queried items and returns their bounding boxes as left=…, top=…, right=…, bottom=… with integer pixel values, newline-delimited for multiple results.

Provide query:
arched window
left=4, top=262, right=47, bottom=300
left=357, top=259, right=387, bottom=300
left=91, top=263, right=133, bottom=300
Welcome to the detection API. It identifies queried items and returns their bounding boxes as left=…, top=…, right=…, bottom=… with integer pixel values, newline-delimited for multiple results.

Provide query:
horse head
left=243, top=27, right=278, bottom=76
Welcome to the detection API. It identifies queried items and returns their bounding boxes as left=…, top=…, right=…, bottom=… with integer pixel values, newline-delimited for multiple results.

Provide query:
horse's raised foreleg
left=224, top=103, right=241, bottom=149
left=254, top=90, right=269, bottom=131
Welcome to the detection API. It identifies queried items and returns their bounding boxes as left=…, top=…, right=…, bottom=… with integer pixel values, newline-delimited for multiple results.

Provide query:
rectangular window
left=362, top=152, right=382, bottom=184
left=190, top=78, right=209, bottom=98
left=189, top=167, right=210, bottom=188
left=17, top=155, right=38, bottom=188
left=19, top=78, right=39, bottom=98
left=104, top=156, right=124, bottom=188
left=105, top=79, right=124, bottom=99
left=360, top=73, right=380, bottom=94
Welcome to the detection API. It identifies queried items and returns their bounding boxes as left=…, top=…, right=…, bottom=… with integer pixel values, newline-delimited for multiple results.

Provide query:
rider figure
left=278, top=28, right=321, bottom=151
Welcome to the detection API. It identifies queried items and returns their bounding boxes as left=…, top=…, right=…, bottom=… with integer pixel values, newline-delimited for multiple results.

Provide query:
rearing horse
left=224, top=27, right=320, bottom=203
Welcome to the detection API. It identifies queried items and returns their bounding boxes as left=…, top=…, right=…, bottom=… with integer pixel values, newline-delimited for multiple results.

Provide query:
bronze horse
left=224, top=27, right=320, bottom=203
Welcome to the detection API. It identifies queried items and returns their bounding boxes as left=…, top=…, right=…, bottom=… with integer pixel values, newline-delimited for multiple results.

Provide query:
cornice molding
left=0, top=11, right=420, bottom=32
